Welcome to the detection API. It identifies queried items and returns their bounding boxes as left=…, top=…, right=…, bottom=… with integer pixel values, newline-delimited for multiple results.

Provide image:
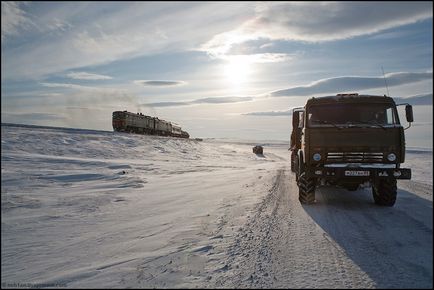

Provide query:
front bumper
left=307, top=167, right=411, bottom=180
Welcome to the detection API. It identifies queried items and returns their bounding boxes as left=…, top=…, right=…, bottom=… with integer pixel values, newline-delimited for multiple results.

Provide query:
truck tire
left=298, top=172, right=316, bottom=204
left=295, top=154, right=301, bottom=183
left=372, top=179, right=397, bottom=206
left=290, top=152, right=296, bottom=172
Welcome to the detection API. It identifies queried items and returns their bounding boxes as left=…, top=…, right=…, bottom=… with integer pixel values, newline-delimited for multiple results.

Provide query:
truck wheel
left=298, top=172, right=316, bottom=204
left=295, top=155, right=301, bottom=183
left=290, top=152, right=296, bottom=172
left=372, top=179, right=397, bottom=206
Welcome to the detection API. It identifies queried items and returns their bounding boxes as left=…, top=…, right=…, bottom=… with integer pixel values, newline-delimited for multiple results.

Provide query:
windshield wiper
left=312, top=120, right=342, bottom=130
left=346, top=120, right=386, bottom=130
left=367, top=120, right=387, bottom=130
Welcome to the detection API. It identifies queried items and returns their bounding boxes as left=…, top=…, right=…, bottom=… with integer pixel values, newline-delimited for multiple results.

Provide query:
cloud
left=143, top=96, right=254, bottom=107
left=394, top=93, right=433, bottom=106
left=201, top=2, right=432, bottom=57
left=2, top=2, right=253, bottom=80
left=46, top=18, right=73, bottom=33
left=143, top=101, right=189, bottom=107
left=270, top=72, right=433, bottom=97
left=2, top=112, right=64, bottom=123
left=192, top=97, right=253, bottom=104
left=240, top=92, right=433, bottom=118
left=133, top=80, right=186, bottom=87
left=40, top=82, right=93, bottom=90
left=200, top=32, right=295, bottom=63
left=220, top=53, right=293, bottom=63
left=35, top=82, right=143, bottom=111
left=242, top=110, right=292, bottom=117
left=38, top=72, right=430, bottom=111
left=66, top=72, right=112, bottom=80
left=66, top=106, right=91, bottom=110
left=4, top=2, right=431, bottom=82
left=253, top=2, right=432, bottom=42
left=1, top=2, right=73, bottom=42
left=1, top=2, right=34, bottom=41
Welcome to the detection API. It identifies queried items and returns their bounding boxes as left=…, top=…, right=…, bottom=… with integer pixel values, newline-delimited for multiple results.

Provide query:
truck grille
left=326, top=152, right=384, bottom=163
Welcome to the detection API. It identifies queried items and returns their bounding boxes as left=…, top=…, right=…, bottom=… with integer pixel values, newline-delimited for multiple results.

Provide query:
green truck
left=290, top=93, right=413, bottom=206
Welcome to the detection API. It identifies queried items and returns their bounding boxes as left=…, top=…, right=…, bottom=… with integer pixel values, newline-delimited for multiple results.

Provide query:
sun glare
left=223, top=56, right=252, bottom=88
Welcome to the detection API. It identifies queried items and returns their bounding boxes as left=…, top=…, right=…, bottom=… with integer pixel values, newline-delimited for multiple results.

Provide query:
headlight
left=387, top=153, right=396, bottom=162
left=313, top=153, right=322, bottom=161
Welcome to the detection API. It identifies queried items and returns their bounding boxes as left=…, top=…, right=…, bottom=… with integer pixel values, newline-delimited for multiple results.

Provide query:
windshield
left=307, top=103, right=398, bottom=127
left=112, top=112, right=125, bottom=119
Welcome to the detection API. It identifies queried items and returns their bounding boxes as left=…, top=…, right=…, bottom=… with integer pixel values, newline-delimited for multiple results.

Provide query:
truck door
left=291, top=109, right=304, bottom=150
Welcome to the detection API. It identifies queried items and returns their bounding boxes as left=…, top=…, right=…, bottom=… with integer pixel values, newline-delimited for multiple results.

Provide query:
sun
left=223, top=56, right=252, bottom=87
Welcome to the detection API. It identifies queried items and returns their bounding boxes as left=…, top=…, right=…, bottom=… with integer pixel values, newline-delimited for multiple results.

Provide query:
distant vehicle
left=253, top=145, right=263, bottom=154
left=290, top=93, right=413, bottom=206
left=112, top=111, right=189, bottom=138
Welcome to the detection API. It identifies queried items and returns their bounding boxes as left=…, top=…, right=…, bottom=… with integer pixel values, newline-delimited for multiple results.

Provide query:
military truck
left=290, top=93, right=413, bottom=206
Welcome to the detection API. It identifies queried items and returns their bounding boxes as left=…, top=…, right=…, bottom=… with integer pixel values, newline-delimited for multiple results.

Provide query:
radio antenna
left=381, top=66, right=390, bottom=97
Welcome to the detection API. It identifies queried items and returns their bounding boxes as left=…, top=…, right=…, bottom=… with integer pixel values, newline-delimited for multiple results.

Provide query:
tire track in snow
left=213, top=169, right=375, bottom=288
left=310, top=184, right=432, bottom=288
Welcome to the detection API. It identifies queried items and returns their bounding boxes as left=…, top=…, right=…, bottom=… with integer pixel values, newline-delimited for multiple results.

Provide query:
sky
left=1, top=1, right=433, bottom=148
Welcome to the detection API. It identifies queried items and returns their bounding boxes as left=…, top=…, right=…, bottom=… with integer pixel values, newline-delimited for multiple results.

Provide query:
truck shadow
left=302, top=186, right=433, bottom=288
left=254, top=153, right=265, bottom=158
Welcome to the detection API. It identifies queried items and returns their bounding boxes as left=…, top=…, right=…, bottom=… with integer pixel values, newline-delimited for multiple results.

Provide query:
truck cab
left=290, top=93, right=413, bottom=206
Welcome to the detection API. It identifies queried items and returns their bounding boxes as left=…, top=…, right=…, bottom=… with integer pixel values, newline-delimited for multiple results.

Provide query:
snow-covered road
left=1, top=124, right=432, bottom=288
left=210, top=169, right=432, bottom=289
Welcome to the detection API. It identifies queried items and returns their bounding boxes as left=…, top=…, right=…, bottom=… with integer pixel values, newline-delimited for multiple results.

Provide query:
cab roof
left=306, top=93, right=396, bottom=106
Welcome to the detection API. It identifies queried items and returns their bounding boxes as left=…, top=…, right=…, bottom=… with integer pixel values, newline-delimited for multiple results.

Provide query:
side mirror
left=405, top=104, right=414, bottom=123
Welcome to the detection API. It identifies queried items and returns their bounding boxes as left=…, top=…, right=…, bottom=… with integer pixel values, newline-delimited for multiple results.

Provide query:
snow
left=402, top=147, right=433, bottom=186
left=1, top=123, right=432, bottom=288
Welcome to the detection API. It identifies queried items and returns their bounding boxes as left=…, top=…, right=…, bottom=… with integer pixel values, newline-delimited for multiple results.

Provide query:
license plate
left=345, top=170, right=370, bottom=176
